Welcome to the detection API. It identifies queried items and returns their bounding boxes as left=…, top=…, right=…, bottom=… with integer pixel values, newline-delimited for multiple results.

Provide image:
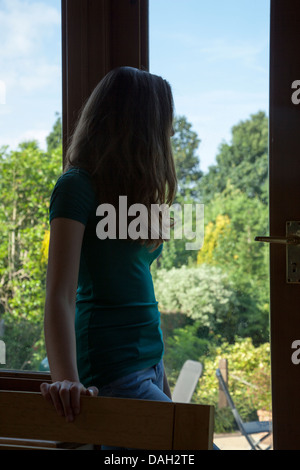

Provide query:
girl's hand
left=40, top=380, right=99, bottom=423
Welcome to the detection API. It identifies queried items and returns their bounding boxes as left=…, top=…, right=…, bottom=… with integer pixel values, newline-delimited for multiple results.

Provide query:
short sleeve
left=49, top=168, right=96, bottom=226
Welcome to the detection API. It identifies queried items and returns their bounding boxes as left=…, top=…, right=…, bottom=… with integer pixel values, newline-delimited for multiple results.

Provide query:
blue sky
left=0, top=0, right=270, bottom=172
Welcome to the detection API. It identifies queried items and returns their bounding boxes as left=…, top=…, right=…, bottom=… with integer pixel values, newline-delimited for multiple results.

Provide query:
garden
left=0, top=111, right=271, bottom=432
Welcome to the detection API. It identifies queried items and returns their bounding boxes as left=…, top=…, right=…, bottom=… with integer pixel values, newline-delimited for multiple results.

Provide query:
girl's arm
left=40, top=218, right=98, bottom=421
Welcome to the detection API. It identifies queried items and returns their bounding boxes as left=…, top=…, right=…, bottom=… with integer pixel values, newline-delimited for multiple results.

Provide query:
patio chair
left=172, top=360, right=203, bottom=403
left=216, top=368, right=272, bottom=450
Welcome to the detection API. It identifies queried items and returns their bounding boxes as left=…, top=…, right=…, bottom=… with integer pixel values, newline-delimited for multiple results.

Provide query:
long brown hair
left=65, top=66, right=177, bottom=248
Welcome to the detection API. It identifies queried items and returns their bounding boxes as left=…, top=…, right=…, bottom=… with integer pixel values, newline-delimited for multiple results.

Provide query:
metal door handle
left=255, top=236, right=300, bottom=245
left=255, top=222, right=300, bottom=283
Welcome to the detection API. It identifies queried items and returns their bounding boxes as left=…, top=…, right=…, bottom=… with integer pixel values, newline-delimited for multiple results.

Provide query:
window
left=150, top=0, right=272, bottom=449
left=0, top=0, right=62, bottom=371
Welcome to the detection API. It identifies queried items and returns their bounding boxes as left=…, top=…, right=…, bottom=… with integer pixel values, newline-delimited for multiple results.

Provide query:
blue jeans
left=99, top=360, right=171, bottom=402
left=98, top=360, right=171, bottom=450
left=99, top=360, right=172, bottom=450
left=98, top=360, right=219, bottom=450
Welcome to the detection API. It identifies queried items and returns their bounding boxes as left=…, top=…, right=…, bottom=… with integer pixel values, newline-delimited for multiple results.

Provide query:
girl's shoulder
left=50, top=167, right=96, bottom=225
left=53, top=167, right=95, bottom=197
left=57, top=166, right=92, bottom=185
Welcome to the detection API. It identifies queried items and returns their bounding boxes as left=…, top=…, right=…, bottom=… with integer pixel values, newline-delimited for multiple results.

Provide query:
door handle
left=255, top=236, right=300, bottom=245
left=255, top=222, right=300, bottom=283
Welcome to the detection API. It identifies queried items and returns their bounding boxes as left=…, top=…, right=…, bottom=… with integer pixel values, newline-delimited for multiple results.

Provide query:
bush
left=194, top=337, right=271, bottom=432
left=163, top=322, right=209, bottom=386
left=163, top=330, right=271, bottom=432
left=0, top=319, right=45, bottom=370
left=154, top=265, right=239, bottom=341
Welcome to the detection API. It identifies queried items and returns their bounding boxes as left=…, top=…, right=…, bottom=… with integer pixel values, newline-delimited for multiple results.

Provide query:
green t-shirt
left=49, top=167, right=164, bottom=387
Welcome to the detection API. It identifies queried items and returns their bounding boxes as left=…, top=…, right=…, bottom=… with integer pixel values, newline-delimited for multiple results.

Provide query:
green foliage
left=195, top=338, right=271, bottom=432
left=197, top=214, right=231, bottom=265
left=163, top=322, right=209, bottom=384
left=156, top=110, right=271, bottom=433
left=151, top=116, right=203, bottom=269
left=154, top=265, right=239, bottom=342
left=197, top=185, right=270, bottom=344
left=162, top=331, right=271, bottom=432
left=199, top=111, right=268, bottom=204
left=2, top=319, right=45, bottom=370
left=0, top=139, right=62, bottom=369
left=0, top=108, right=272, bottom=436
left=46, top=113, right=62, bottom=154
left=172, top=115, right=202, bottom=202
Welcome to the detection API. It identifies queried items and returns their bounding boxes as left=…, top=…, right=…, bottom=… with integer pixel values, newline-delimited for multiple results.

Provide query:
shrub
left=154, top=265, right=239, bottom=341
left=194, top=337, right=271, bottom=432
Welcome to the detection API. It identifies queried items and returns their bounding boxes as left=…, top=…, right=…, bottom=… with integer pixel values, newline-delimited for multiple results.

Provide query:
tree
left=199, top=111, right=268, bottom=204
left=197, top=214, right=231, bottom=265
left=198, top=184, right=268, bottom=278
left=171, top=115, right=202, bottom=201
left=197, top=184, right=270, bottom=344
left=150, top=116, right=203, bottom=270
left=0, top=140, right=62, bottom=369
left=46, top=112, right=62, bottom=153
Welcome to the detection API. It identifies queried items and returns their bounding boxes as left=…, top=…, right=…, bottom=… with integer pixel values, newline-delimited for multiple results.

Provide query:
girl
left=40, top=67, right=177, bottom=425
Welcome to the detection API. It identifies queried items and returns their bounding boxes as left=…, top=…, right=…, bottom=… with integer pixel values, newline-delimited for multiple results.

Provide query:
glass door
left=0, top=0, right=62, bottom=372
left=150, top=0, right=272, bottom=450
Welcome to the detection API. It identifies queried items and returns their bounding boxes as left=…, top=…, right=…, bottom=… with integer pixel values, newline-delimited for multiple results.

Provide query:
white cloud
left=0, top=0, right=61, bottom=94
left=0, top=0, right=61, bottom=150
left=200, top=38, right=268, bottom=73
left=18, top=63, right=61, bottom=93
left=0, top=0, right=60, bottom=58
left=0, top=127, right=48, bottom=151
left=18, top=128, right=48, bottom=148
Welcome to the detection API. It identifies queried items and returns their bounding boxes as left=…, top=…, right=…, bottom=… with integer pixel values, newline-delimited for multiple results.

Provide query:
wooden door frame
left=269, top=0, right=300, bottom=450
left=61, top=0, right=300, bottom=450
left=61, top=0, right=149, bottom=162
